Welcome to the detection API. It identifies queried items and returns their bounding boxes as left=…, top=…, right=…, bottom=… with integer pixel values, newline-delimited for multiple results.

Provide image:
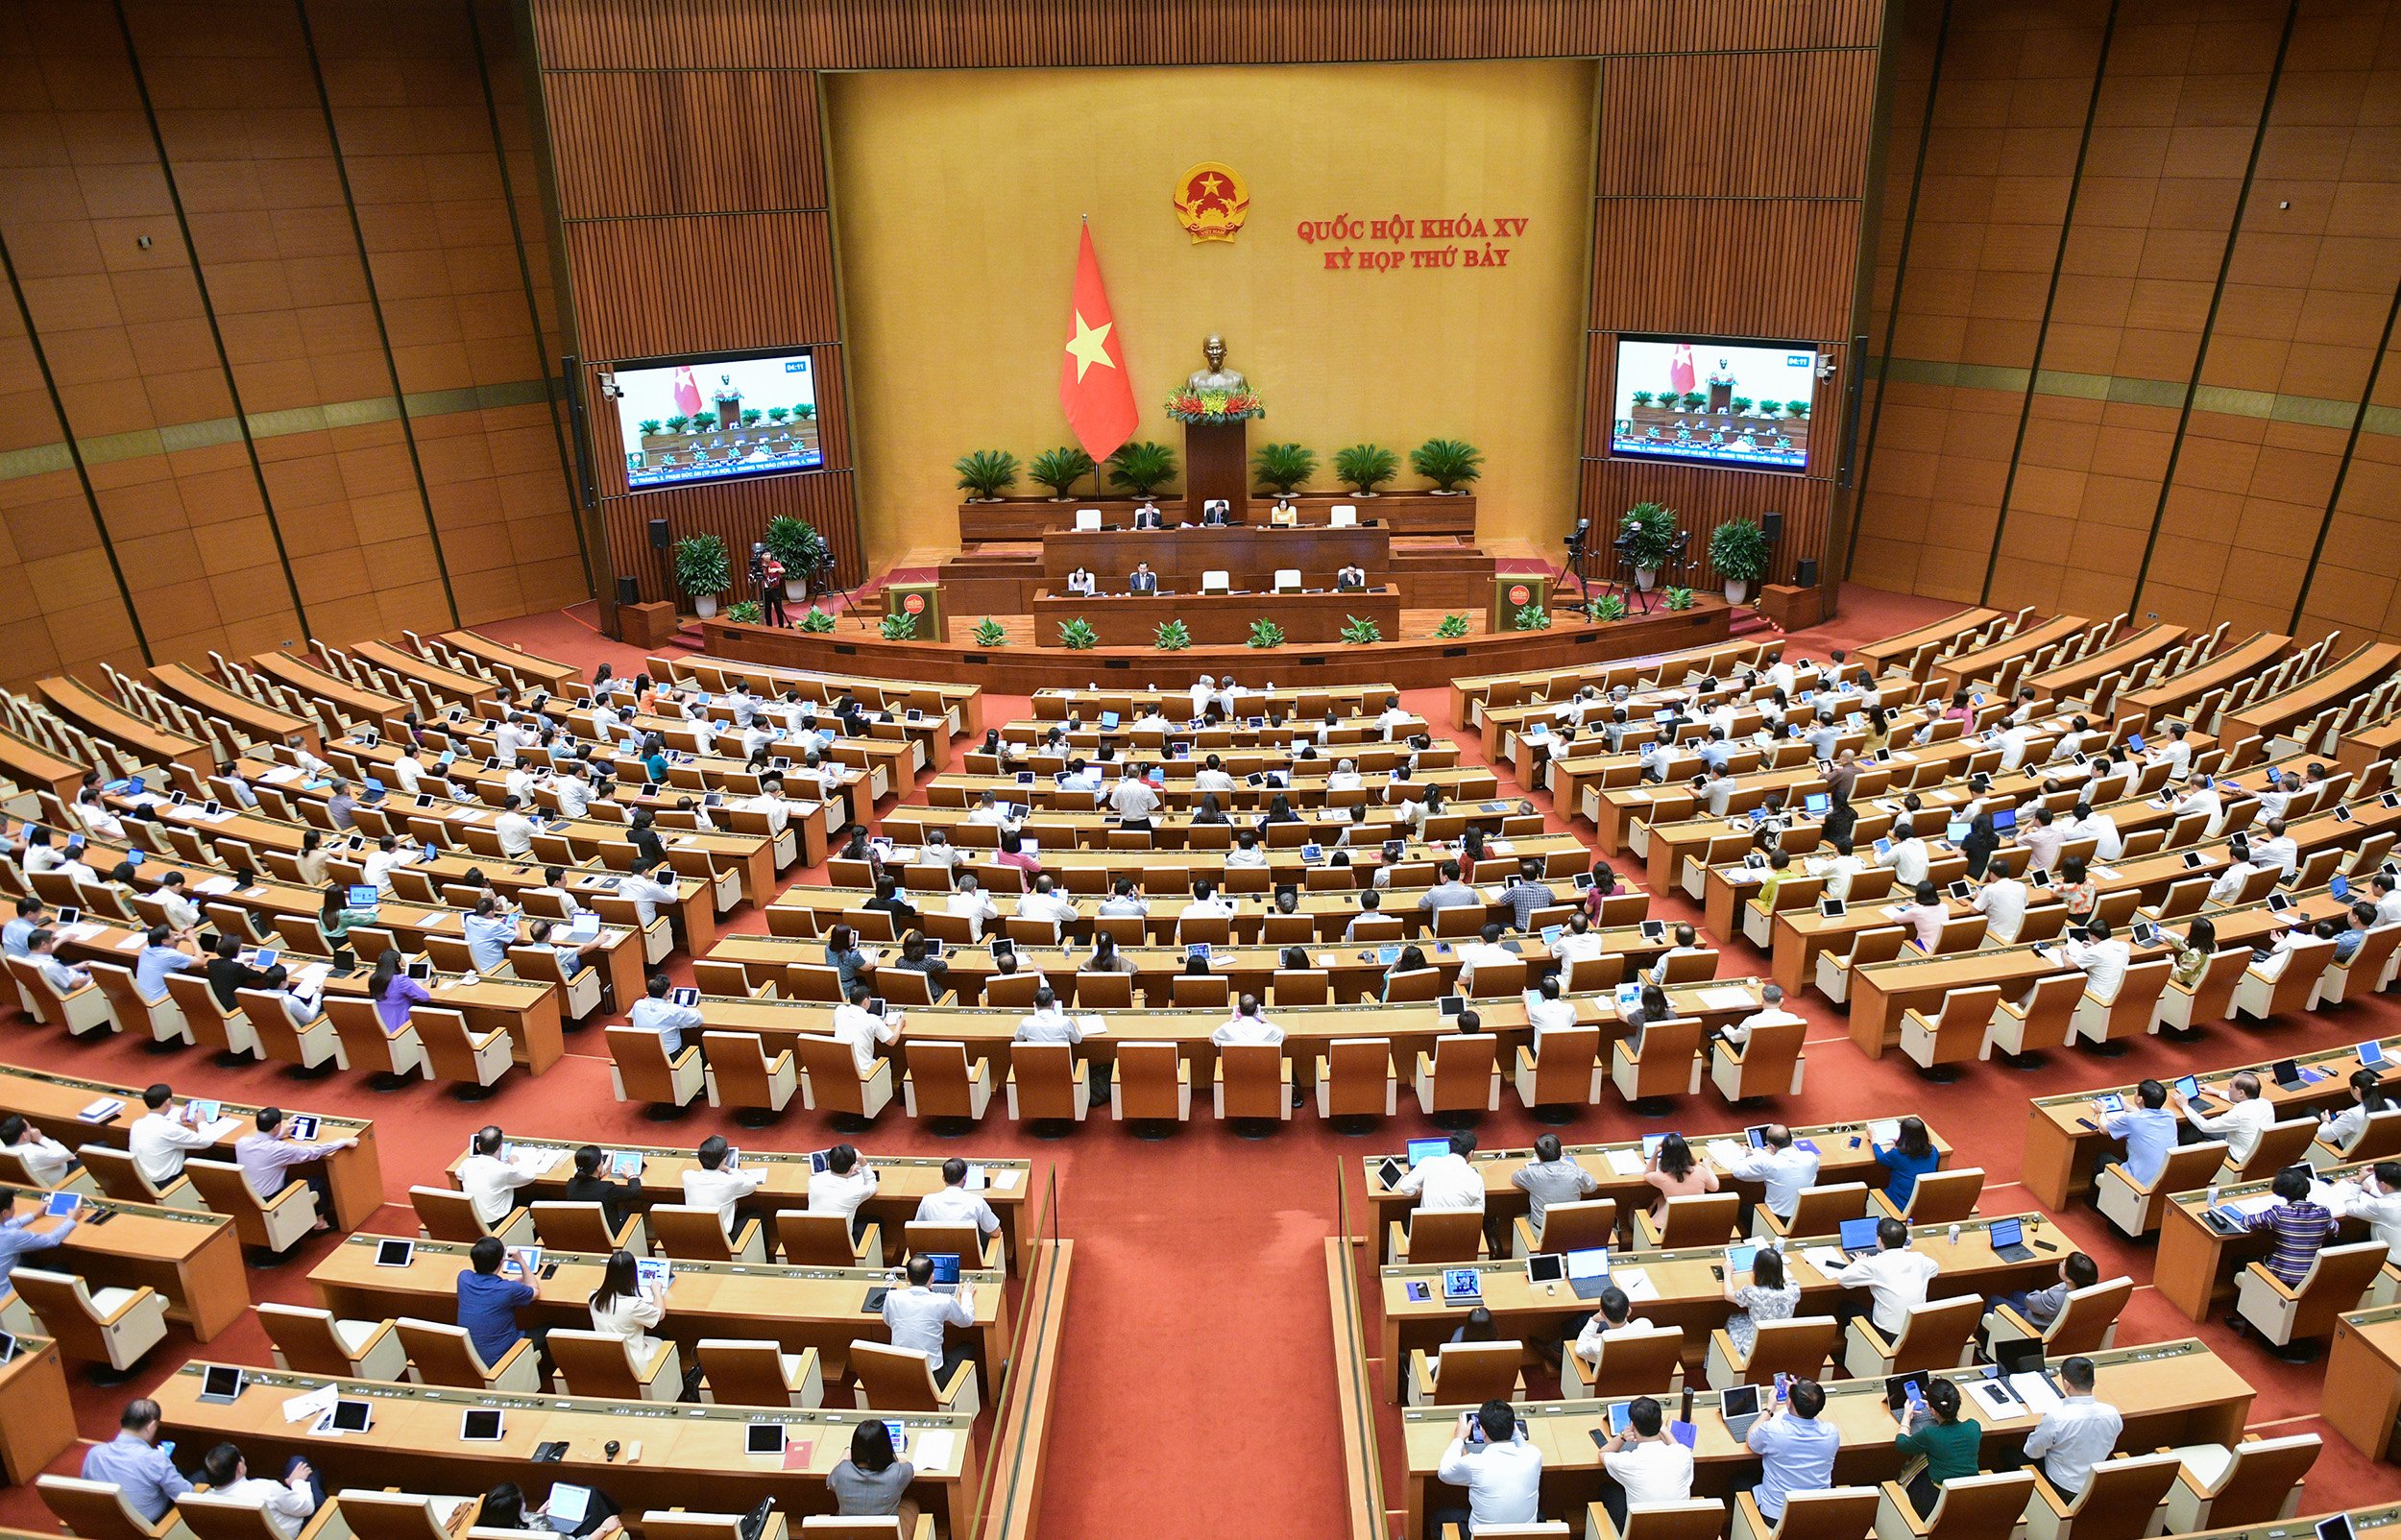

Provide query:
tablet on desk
left=318, top=1400, right=373, bottom=1434
left=670, top=986, right=701, bottom=1007
left=375, top=1239, right=415, bottom=1267
left=744, top=1423, right=787, bottom=1456
left=198, top=1365, right=245, bottom=1404
left=42, top=1191, right=82, bottom=1218
left=1525, top=1253, right=1564, bottom=1287
left=459, top=1409, right=504, bottom=1442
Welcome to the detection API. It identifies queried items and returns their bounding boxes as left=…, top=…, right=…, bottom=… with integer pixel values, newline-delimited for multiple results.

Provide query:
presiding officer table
left=1031, top=584, right=1402, bottom=646
left=1039, top=524, right=1389, bottom=589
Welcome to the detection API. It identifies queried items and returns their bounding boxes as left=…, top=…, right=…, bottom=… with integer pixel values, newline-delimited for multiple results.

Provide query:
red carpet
left=1, top=583, right=2391, bottom=1537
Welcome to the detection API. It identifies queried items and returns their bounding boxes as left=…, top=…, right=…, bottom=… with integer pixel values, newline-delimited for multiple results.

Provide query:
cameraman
left=758, top=548, right=788, bottom=626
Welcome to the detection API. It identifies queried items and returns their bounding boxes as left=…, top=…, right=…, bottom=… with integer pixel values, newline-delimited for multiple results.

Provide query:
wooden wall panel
left=547, top=71, right=826, bottom=219
left=1596, top=51, right=1879, bottom=201
left=1589, top=201, right=1866, bottom=342
left=528, top=0, right=1888, bottom=72
left=1851, top=0, right=2401, bottom=646
left=599, top=467, right=860, bottom=608
left=563, top=213, right=838, bottom=360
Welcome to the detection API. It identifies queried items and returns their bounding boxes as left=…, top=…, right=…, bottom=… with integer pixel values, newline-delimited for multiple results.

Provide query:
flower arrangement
left=1164, top=388, right=1265, bottom=424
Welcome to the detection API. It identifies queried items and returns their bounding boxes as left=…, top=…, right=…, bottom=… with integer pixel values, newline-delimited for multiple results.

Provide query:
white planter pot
left=1724, top=580, right=1751, bottom=605
left=1636, top=567, right=1657, bottom=591
left=693, top=592, right=719, bottom=619
left=784, top=578, right=807, bottom=602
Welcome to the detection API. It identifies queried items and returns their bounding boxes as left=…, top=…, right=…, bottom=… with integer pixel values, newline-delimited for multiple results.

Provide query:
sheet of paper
left=1605, top=1148, right=1645, bottom=1177
left=987, top=1168, right=1020, bottom=1190
left=1800, top=1246, right=1848, bottom=1280
left=1867, top=1119, right=1901, bottom=1147
left=1077, top=1016, right=1107, bottom=1037
left=1612, top=1266, right=1659, bottom=1303
left=197, top=1118, right=244, bottom=1142
left=1698, top=986, right=1755, bottom=1010
left=2007, top=1372, right=2063, bottom=1415
left=197, top=875, right=240, bottom=895
left=281, top=1385, right=336, bottom=1424
left=1965, top=1380, right=2021, bottom=1421
left=912, top=1430, right=957, bottom=1471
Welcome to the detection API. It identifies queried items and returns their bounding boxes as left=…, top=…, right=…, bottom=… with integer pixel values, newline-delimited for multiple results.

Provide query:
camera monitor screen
left=613, top=350, right=824, bottom=492
left=1611, top=335, right=1817, bottom=472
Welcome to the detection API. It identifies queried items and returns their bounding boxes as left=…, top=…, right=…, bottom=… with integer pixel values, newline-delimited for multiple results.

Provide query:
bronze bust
left=1184, top=334, right=1249, bottom=393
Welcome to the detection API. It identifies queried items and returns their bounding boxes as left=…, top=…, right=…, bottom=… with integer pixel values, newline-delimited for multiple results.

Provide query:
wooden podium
left=1491, top=573, right=1553, bottom=631
left=883, top=580, right=948, bottom=642
left=1184, top=421, right=1249, bottom=524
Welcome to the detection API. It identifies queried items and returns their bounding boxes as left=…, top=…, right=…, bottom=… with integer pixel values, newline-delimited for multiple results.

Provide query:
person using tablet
left=830, top=1420, right=917, bottom=1527
left=80, top=1400, right=190, bottom=1522
left=564, top=1145, right=643, bottom=1233
left=0, top=1182, right=77, bottom=1287
left=628, top=975, right=705, bottom=1055
left=587, top=1248, right=675, bottom=1387
left=478, top=1481, right=623, bottom=1539
left=129, top=1083, right=216, bottom=1187
left=1433, top=1401, right=1543, bottom=1536
left=456, top=1235, right=546, bottom=1376
left=1596, top=1395, right=1692, bottom=1528
left=808, top=1143, right=879, bottom=1242
left=913, top=1158, right=1001, bottom=1239
left=1748, top=1378, right=1838, bottom=1525
left=1891, top=1378, right=1978, bottom=1516
left=198, top=1443, right=323, bottom=1540
left=233, top=1107, right=356, bottom=1238
left=2022, top=1357, right=2121, bottom=1498
left=882, top=1251, right=975, bottom=1382
left=369, top=948, right=432, bottom=1035
left=2172, top=1071, right=2273, bottom=1167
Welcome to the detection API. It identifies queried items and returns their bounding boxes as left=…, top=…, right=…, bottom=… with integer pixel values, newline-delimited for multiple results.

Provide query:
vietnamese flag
left=1668, top=344, right=1697, bottom=397
left=1059, top=222, right=1139, bottom=461
left=671, top=366, right=703, bottom=418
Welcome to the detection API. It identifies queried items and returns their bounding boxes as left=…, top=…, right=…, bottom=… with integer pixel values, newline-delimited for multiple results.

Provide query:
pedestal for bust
left=1184, top=421, right=1249, bottom=524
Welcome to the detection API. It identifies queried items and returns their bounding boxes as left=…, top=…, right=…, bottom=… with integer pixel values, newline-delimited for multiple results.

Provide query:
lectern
left=1185, top=421, right=1249, bottom=525
left=883, top=581, right=948, bottom=642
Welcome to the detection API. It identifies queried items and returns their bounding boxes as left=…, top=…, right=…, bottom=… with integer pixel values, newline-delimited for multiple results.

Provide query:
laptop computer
left=2270, top=1058, right=2305, bottom=1090
left=1406, top=1137, right=1450, bottom=1167
left=1718, top=1383, right=1764, bottom=1439
left=2362, top=1041, right=2389, bottom=1071
left=1987, top=1216, right=2035, bottom=1263
left=929, top=1253, right=963, bottom=1294
left=1805, top=793, right=1830, bottom=815
left=1836, top=1216, right=1881, bottom=1257
left=1564, top=1247, right=1613, bottom=1300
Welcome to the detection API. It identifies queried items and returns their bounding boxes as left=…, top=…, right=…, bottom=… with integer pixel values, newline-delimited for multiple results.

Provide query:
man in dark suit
left=206, top=932, right=269, bottom=1011
left=1199, top=499, right=1230, bottom=526
left=1128, top=563, right=1159, bottom=595
left=1335, top=564, right=1368, bottom=591
left=1131, top=505, right=1165, bottom=531
left=563, top=1143, right=643, bottom=1231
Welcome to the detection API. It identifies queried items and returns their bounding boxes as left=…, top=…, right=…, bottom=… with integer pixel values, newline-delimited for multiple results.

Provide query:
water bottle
left=1947, top=1223, right=1961, bottom=1247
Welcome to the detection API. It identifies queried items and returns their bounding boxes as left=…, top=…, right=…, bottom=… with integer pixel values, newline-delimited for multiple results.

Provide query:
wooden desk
left=352, top=640, right=500, bottom=710
left=155, top=1362, right=979, bottom=1537
left=2115, top=632, right=2291, bottom=731
left=0, top=724, right=91, bottom=802
left=1929, top=615, right=2088, bottom=692
left=37, top=675, right=212, bottom=775
left=2221, top=641, right=2401, bottom=750
left=0, top=1334, right=75, bottom=1482
left=3, top=1190, right=248, bottom=1341
left=308, top=1235, right=1011, bottom=1372
left=1360, top=1117, right=1950, bottom=1238
left=1448, top=640, right=1770, bottom=730
left=149, top=663, right=321, bottom=755
left=250, top=651, right=413, bottom=729
left=2327, top=1305, right=2401, bottom=1459
left=440, top=1139, right=1037, bottom=1274
left=2340, top=710, right=2401, bottom=781
left=1395, top=1339, right=2248, bottom=1540
left=0, top=1064, right=382, bottom=1230
left=1039, top=524, right=1389, bottom=587
left=1030, top=586, right=1401, bottom=647
left=2153, top=1156, right=2377, bottom=1320
left=656, top=656, right=982, bottom=751
left=438, top=630, right=584, bottom=693
left=1377, top=1213, right=2067, bottom=1393
left=1857, top=609, right=2000, bottom=675
left=2031, top=624, right=2185, bottom=703
left=2021, top=1036, right=2395, bottom=1210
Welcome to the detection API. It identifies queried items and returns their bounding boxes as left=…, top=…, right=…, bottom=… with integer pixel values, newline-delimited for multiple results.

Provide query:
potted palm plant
left=1107, top=441, right=1177, bottom=502
left=1708, top=517, right=1770, bottom=605
left=1618, top=502, right=1679, bottom=591
left=1030, top=445, right=1096, bottom=499
left=1410, top=438, right=1483, bottom=494
left=764, top=515, right=827, bottom=602
left=1333, top=444, right=1399, bottom=495
left=955, top=448, right=1019, bottom=501
left=672, top=533, right=732, bottom=619
left=1251, top=442, right=1317, bottom=495
left=1631, top=391, right=1654, bottom=410
left=1680, top=391, right=1706, bottom=413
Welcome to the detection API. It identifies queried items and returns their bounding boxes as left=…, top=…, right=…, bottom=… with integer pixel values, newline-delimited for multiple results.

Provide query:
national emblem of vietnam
left=1173, top=162, right=1250, bottom=244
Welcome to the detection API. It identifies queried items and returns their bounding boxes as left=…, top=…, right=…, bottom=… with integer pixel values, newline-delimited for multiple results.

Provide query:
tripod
left=1552, top=518, right=1597, bottom=610
left=1602, top=535, right=1655, bottom=614
left=806, top=555, right=868, bottom=629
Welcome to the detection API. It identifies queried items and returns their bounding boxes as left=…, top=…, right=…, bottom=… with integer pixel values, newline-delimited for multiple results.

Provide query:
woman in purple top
left=370, top=947, right=430, bottom=1032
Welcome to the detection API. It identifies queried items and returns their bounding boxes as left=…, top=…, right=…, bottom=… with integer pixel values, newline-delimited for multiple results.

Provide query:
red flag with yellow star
left=1059, top=222, right=1138, bottom=461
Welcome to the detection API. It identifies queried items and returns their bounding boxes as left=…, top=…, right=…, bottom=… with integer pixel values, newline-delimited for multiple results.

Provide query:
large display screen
left=613, top=350, right=823, bottom=491
left=1610, top=335, right=1815, bottom=472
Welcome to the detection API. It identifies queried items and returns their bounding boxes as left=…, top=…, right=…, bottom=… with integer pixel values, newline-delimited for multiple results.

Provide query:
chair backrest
left=1653, top=1191, right=1740, bottom=1248
left=1117, top=1041, right=1185, bottom=1119
left=699, top=1031, right=785, bottom=1107
left=2059, top=1454, right=2181, bottom=1540
left=12, top=1267, right=107, bottom=1352
left=413, top=1007, right=490, bottom=1082
left=180, top=1491, right=300, bottom=1540
left=794, top=1034, right=874, bottom=1114
left=1219, top=1042, right=1287, bottom=1119
left=395, top=1316, right=496, bottom=1385
left=334, top=1492, right=457, bottom=1540
left=1729, top=1015, right=1807, bottom=1093
left=2187, top=1434, right=2320, bottom=1527
left=1626, top=1018, right=1703, bottom=1096
left=80, top=1143, right=172, bottom=1203
left=902, top=1040, right=981, bottom=1117
left=1424, top=1033, right=1498, bottom=1111
left=696, top=1337, right=803, bottom=1406
left=1889, top=1294, right=1985, bottom=1371
left=2285, top=1241, right=2390, bottom=1338
left=795, top=1522, right=907, bottom=1540
left=410, top=1184, right=497, bottom=1241
left=1736, top=1314, right=1837, bottom=1381
left=1589, top=1323, right=1683, bottom=1397
left=638, top=1515, right=754, bottom=1540
left=2261, top=937, right=2339, bottom=1017
left=1429, top=1339, right=1522, bottom=1404
left=1617, top=1502, right=1727, bottom=1540
left=236, top=986, right=309, bottom=1057
left=1170, top=973, right=1229, bottom=1008
left=327, top=996, right=413, bottom=1073
left=2234, top=1118, right=2318, bottom=1181
left=1783, top=1182, right=1868, bottom=1239
left=1008, top=1041, right=1083, bottom=1120
left=1921, top=1472, right=2037, bottom=1540
left=652, top=1204, right=740, bottom=1260
left=777, top=1210, right=862, bottom=1266
left=1763, top=1487, right=1881, bottom=1540
left=532, top=1201, right=625, bottom=1253
left=852, top=1339, right=943, bottom=1409
left=37, top=1476, right=167, bottom=1540
left=1533, top=1198, right=1616, bottom=1254
left=2040, top=1276, right=2133, bottom=1355
left=1899, top=1167, right=1982, bottom=1224
left=1525, top=1025, right=1600, bottom=1105
left=1384, top=966, right=1445, bottom=1002
left=1322, top=1037, right=1394, bottom=1117
left=1404, top=1208, right=1486, bottom=1264
left=1933, top=984, right=2001, bottom=1039
left=2182, top=948, right=2255, bottom=1022
left=1846, top=926, right=1906, bottom=967
left=2146, top=1140, right=2233, bottom=1196
left=257, top=1302, right=367, bottom=1376
left=549, top=1326, right=643, bottom=1398
left=1076, top=970, right=1134, bottom=1008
